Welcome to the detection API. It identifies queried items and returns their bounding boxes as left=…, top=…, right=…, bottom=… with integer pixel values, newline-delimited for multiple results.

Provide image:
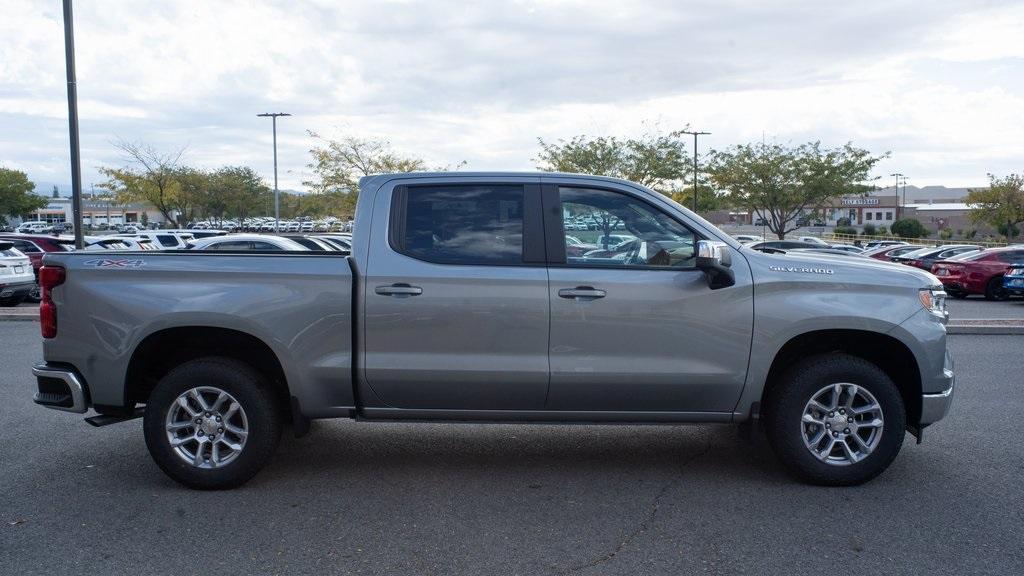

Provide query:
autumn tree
left=966, top=173, right=1024, bottom=240
left=708, top=141, right=885, bottom=239
left=0, top=167, right=46, bottom=224
left=99, top=141, right=189, bottom=226
left=304, top=132, right=429, bottom=218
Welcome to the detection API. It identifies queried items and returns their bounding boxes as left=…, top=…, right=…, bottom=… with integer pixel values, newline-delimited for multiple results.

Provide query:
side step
left=84, top=407, right=145, bottom=427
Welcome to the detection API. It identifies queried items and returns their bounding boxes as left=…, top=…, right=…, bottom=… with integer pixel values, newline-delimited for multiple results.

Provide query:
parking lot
left=1, top=321, right=1021, bottom=575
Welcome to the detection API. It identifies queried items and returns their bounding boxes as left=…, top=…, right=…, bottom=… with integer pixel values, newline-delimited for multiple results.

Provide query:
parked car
left=0, top=241, right=35, bottom=306
left=732, top=234, right=764, bottom=244
left=827, top=243, right=864, bottom=254
left=864, top=240, right=906, bottom=250
left=280, top=235, right=339, bottom=251
left=564, top=235, right=598, bottom=257
left=81, top=237, right=134, bottom=251
left=16, top=221, right=52, bottom=234
left=314, top=234, right=353, bottom=252
left=746, top=240, right=813, bottom=252
left=594, top=234, right=635, bottom=248
left=188, top=234, right=308, bottom=251
left=1004, top=266, right=1024, bottom=297
left=116, top=232, right=194, bottom=250
left=788, top=247, right=867, bottom=258
left=892, top=245, right=982, bottom=270
left=864, top=244, right=923, bottom=262
left=0, top=234, right=75, bottom=302
left=930, top=246, right=1024, bottom=300
left=797, top=236, right=829, bottom=246
left=33, top=172, right=954, bottom=490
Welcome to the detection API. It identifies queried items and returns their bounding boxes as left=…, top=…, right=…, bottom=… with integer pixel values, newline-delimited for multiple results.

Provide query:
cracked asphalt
left=1, top=321, right=1022, bottom=575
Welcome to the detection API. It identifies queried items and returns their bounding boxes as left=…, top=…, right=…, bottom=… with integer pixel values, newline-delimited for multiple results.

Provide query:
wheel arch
left=758, top=329, right=922, bottom=428
left=124, top=326, right=290, bottom=415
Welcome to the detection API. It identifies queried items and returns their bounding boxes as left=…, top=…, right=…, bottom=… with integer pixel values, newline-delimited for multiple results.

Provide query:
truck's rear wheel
left=763, top=354, right=905, bottom=486
left=143, top=357, right=282, bottom=489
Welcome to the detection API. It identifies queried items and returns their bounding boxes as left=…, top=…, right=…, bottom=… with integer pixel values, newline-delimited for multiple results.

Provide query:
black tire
left=985, top=276, right=1009, bottom=301
left=27, top=283, right=41, bottom=303
left=947, top=289, right=968, bottom=299
left=763, top=353, right=906, bottom=486
left=143, top=357, right=282, bottom=489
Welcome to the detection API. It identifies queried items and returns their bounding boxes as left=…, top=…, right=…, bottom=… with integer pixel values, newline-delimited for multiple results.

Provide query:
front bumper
left=32, top=364, right=89, bottom=413
left=920, top=351, right=954, bottom=426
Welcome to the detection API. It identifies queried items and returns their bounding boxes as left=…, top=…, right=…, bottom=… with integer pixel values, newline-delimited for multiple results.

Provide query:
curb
left=0, top=313, right=37, bottom=322
left=947, top=324, right=1024, bottom=335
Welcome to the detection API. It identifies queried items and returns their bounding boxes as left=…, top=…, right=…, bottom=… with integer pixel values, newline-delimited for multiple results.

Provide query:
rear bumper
left=32, top=364, right=89, bottom=413
left=0, top=280, right=34, bottom=298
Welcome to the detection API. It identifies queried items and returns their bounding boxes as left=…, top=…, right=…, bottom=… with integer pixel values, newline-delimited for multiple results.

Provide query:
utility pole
left=681, top=130, right=711, bottom=213
left=257, top=112, right=291, bottom=233
left=890, top=173, right=904, bottom=220
left=62, top=0, right=84, bottom=249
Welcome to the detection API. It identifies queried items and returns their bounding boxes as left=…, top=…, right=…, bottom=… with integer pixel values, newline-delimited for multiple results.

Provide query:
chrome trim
left=920, top=372, right=954, bottom=425
left=32, top=365, right=88, bottom=414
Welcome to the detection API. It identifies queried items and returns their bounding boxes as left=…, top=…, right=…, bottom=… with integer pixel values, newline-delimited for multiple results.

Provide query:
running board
left=84, top=407, right=144, bottom=427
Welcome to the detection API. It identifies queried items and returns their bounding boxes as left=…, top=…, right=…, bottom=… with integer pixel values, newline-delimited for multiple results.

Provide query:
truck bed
left=41, top=251, right=356, bottom=417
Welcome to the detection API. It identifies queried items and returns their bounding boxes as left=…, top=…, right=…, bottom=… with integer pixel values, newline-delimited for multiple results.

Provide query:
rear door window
left=392, top=184, right=526, bottom=265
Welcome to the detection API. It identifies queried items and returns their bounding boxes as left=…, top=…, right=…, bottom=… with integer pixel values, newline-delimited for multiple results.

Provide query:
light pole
left=61, top=0, right=85, bottom=249
left=681, top=130, right=710, bottom=213
left=257, top=112, right=291, bottom=232
left=890, top=173, right=904, bottom=220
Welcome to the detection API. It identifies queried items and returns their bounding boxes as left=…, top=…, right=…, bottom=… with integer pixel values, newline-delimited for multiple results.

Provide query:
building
left=18, top=197, right=170, bottom=228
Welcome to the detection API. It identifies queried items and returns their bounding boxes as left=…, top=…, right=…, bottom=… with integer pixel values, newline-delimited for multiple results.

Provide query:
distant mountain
left=869, top=185, right=972, bottom=202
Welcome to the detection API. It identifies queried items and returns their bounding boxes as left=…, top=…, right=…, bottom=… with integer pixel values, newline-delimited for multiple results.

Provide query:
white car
left=0, top=241, right=36, bottom=306
left=732, top=234, right=764, bottom=244
left=798, top=236, right=829, bottom=246
left=117, top=232, right=195, bottom=249
left=188, top=234, right=309, bottom=251
left=17, top=222, right=52, bottom=234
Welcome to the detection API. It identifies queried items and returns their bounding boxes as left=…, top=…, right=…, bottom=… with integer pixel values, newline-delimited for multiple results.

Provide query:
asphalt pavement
left=1, top=322, right=1022, bottom=575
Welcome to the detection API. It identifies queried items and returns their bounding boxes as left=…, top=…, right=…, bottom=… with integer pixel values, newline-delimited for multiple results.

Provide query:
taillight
left=39, top=265, right=65, bottom=339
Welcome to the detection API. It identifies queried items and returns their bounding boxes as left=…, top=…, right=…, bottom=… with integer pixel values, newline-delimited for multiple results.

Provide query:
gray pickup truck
left=32, top=172, right=954, bottom=489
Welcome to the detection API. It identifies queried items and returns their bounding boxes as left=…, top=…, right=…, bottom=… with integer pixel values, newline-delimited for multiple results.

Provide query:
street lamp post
left=61, top=0, right=85, bottom=249
left=257, top=112, right=291, bottom=233
left=681, top=130, right=711, bottom=213
left=890, top=172, right=904, bottom=221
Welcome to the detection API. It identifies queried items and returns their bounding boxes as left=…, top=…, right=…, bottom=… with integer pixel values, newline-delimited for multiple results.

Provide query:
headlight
left=919, top=287, right=948, bottom=319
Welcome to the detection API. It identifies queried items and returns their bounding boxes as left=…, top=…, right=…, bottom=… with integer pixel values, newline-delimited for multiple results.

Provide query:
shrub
left=876, top=225, right=888, bottom=235
left=939, top=228, right=953, bottom=240
left=862, top=223, right=877, bottom=236
left=834, top=225, right=858, bottom=236
left=964, top=228, right=977, bottom=239
left=890, top=218, right=928, bottom=239
left=836, top=217, right=851, bottom=227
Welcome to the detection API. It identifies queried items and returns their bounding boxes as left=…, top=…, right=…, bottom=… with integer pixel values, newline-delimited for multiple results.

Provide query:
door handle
left=375, top=284, right=423, bottom=297
left=558, top=286, right=606, bottom=300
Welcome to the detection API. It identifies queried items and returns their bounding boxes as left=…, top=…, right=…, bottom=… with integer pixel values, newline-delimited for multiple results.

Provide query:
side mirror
left=696, top=240, right=735, bottom=289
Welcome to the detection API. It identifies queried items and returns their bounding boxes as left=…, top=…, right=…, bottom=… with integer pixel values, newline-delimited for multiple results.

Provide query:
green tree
left=100, top=140, right=188, bottom=226
left=204, top=166, right=271, bottom=221
left=890, top=218, right=928, bottom=239
left=534, top=129, right=691, bottom=194
left=707, top=141, right=885, bottom=239
left=304, top=132, right=429, bottom=218
left=966, top=174, right=1024, bottom=240
left=0, top=167, right=46, bottom=225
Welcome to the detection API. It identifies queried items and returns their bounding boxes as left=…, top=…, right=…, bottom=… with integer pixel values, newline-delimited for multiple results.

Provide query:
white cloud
left=1, top=0, right=1021, bottom=192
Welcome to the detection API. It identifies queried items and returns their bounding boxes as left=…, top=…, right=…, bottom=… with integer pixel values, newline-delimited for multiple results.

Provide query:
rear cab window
left=390, top=184, right=529, bottom=265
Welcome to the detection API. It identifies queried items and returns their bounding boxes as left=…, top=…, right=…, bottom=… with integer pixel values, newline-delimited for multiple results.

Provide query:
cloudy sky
left=2, top=0, right=1023, bottom=193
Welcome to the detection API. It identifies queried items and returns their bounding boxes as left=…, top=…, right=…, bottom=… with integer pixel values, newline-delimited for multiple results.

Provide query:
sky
left=2, top=0, right=1023, bottom=194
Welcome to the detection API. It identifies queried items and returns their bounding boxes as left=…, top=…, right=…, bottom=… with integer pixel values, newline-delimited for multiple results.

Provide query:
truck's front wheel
left=763, top=354, right=906, bottom=486
left=143, top=357, right=282, bottom=489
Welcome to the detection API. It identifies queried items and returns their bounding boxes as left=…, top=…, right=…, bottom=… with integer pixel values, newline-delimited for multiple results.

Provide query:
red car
left=0, top=234, right=75, bottom=302
left=931, top=246, right=1024, bottom=300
